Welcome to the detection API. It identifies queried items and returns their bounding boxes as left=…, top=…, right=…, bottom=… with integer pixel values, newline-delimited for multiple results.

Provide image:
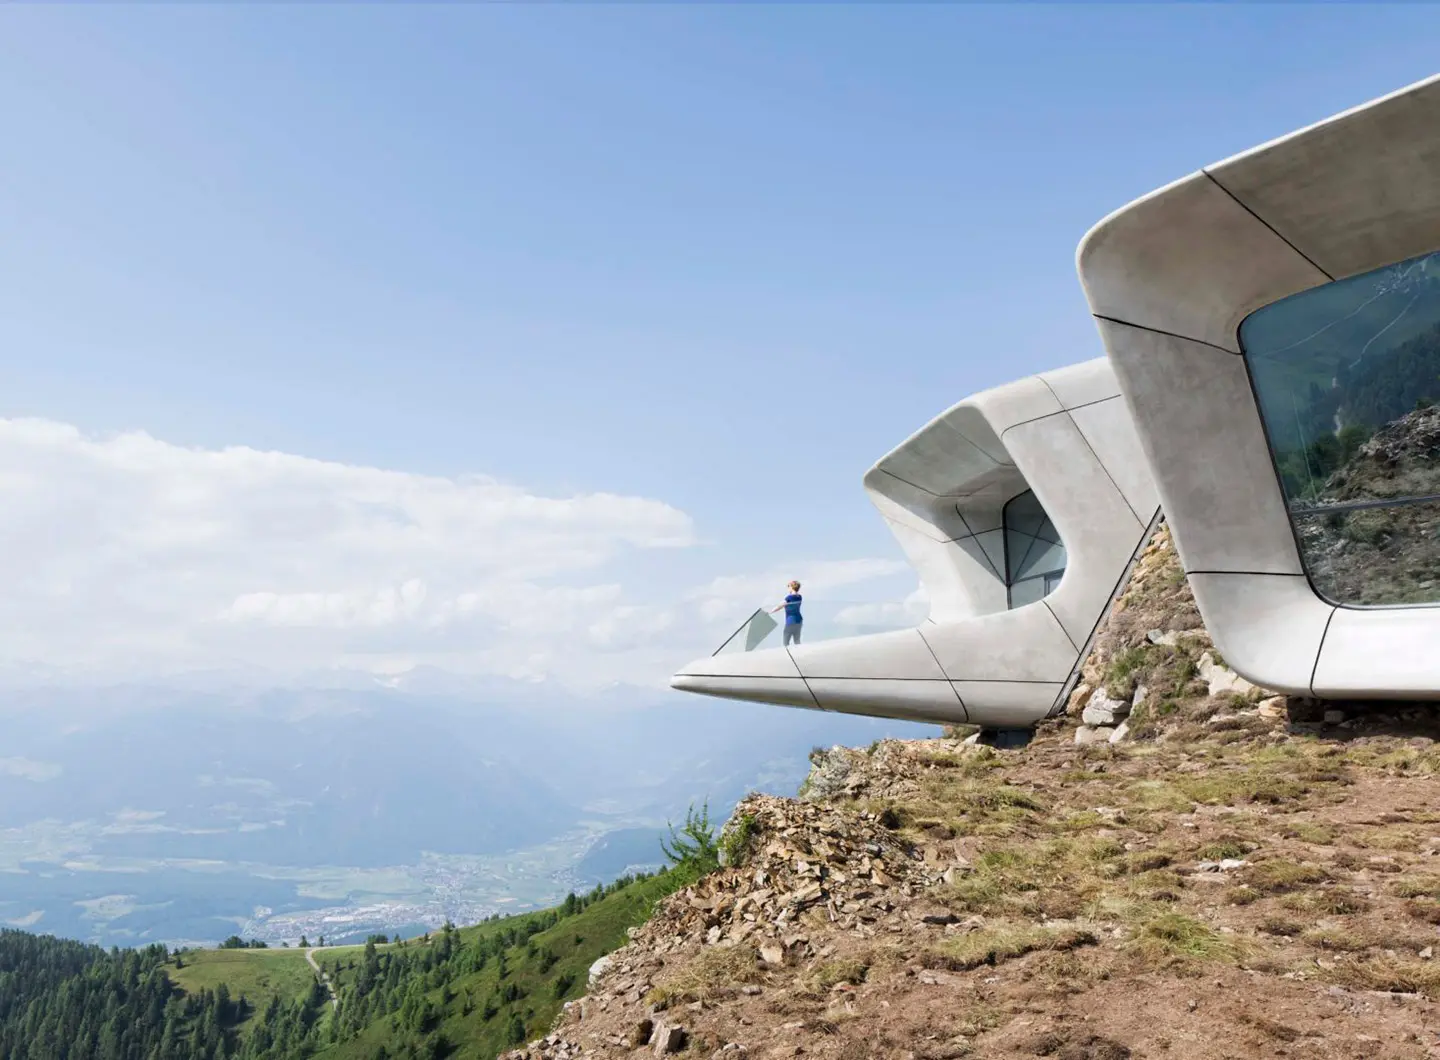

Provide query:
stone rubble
left=501, top=765, right=972, bottom=1060
left=1198, top=651, right=1257, bottom=698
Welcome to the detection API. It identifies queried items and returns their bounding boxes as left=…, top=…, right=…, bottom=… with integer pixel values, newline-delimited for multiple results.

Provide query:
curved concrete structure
left=671, top=358, right=1161, bottom=728
left=1079, top=74, right=1440, bottom=699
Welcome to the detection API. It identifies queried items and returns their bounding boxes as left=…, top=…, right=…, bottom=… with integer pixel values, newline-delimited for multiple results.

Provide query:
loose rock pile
left=501, top=790, right=972, bottom=1060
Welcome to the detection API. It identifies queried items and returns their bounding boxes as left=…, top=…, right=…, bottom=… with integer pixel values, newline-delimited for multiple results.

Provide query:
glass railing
left=710, top=599, right=924, bottom=656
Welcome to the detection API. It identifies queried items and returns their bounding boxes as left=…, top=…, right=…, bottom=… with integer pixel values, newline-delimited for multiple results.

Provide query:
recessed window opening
left=1003, top=490, right=1066, bottom=609
left=1240, top=248, right=1440, bottom=607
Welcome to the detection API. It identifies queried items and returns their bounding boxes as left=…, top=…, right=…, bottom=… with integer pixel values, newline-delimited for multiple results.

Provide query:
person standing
left=772, top=581, right=803, bottom=646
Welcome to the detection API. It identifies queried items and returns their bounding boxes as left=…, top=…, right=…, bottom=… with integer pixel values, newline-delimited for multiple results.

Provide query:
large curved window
left=1003, top=490, right=1066, bottom=608
left=1240, top=248, right=1440, bottom=606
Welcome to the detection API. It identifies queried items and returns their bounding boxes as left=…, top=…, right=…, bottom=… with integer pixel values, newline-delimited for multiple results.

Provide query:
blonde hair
left=789, top=581, right=801, bottom=591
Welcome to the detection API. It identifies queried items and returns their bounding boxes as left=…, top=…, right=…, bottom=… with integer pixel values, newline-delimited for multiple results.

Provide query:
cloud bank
left=0, top=419, right=914, bottom=690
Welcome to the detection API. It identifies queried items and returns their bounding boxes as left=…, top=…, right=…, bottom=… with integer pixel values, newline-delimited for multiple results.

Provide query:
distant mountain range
left=0, top=674, right=934, bottom=946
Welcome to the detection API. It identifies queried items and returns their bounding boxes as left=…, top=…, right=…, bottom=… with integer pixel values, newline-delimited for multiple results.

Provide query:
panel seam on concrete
left=996, top=393, right=1124, bottom=439
left=785, top=647, right=825, bottom=711
left=1201, top=169, right=1336, bottom=283
left=876, top=466, right=1009, bottom=502
left=1092, top=314, right=1242, bottom=356
left=715, top=670, right=1065, bottom=687
left=1184, top=569, right=1307, bottom=578
left=948, top=679, right=1069, bottom=686
left=881, top=513, right=951, bottom=546
left=1048, top=505, right=1165, bottom=718
left=1043, top=599, right=1081, bottom=653
left=915, top=625, right=954, bottom=683
left=1308, top=606, right=1338, bottom=698
left=1048, top=396, right=1147, bottom=527
left=913, top=631, right=970, bottom=719
left=874, top=466, right=939, bottom=498
left=799, top=675, right=969, bottom=683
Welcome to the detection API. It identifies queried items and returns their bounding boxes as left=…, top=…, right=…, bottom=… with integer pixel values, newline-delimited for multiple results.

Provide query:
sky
left=2, top=4, right=1438, bottom=691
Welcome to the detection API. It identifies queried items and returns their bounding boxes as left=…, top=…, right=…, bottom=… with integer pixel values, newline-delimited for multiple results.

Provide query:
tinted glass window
left=1240, top=249, right=1440, bottom=606
left=1003, top=490, right=1066, bottom=608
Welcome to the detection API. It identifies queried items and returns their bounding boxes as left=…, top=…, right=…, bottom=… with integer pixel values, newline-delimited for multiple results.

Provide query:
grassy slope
left=167, top=947, right=321, bottom=1034
left=316, top=872, right=681, bottom=1060
left=161, top=871, right=682, bottom=1057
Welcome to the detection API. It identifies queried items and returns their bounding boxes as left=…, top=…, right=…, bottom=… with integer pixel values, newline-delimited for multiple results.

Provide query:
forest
left=0, top=808, right=727, bottom=1060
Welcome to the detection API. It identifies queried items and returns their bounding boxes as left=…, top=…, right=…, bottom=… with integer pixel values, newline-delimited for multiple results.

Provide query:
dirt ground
left=507, top=528, right=1440, bottom=1060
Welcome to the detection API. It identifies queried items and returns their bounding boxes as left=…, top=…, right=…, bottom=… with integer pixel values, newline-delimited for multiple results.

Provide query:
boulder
left=1082, top=688, right=1129, bottom=727
left=1075, top=725, right=1115, bottom=746
left=1257, top=696, right=1287, bottom=719
left=653, top=1023, right=688, bottom=1055
left=587, top=954, right=613, bottom=987
left=1197, top=652, right=1257, bottom=698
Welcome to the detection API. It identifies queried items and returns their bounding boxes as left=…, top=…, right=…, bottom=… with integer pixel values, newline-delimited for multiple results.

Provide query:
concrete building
left=1079, top=73, right=1440, bottom=699
left=670, top=359, right=1161, bottom=728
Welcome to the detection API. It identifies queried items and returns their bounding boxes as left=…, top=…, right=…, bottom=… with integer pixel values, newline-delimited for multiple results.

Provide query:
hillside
left=308, top=870, right=688, bottom=1059
left=505, top=526, right=1440, bottom=1060
left=0, top=869, right=692, bottom=1060
left=12, top=525, right=1440, bottom=1059
left=0, top=682, right=929, bottom=947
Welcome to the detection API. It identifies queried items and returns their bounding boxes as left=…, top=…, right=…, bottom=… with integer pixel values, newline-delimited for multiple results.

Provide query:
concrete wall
left=1078, top=74, right=1440, bottom=698
left=671, top=358, right=1161, bottom=727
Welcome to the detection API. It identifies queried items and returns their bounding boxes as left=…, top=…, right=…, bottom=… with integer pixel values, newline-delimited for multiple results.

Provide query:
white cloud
left=687, top=558, right=910, bottom=623
left=0, top=418, right=695, bottom=683
left=0, top=757, right=62, bottom=782
left=0, top=418, right=921, bottom=690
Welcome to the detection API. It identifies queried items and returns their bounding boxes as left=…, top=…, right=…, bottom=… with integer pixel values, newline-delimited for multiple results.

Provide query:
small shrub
left=1196, top=838, right=1250, bottom=861
left=646, top=944, right=762, bottom=1008
left=1303, top=927, right=1371, bottom=952
left=1243, top=859, right=1329, bottom=894
left=1281, top=888, right=1370, bottom=915
left=923, top=924, right=1095, bottom=971
left=719, top=813, right=758, bottom=868
left=1225, top=887, right=1262, bottom=906
left=1105, top=645, right=1152, bottom=696
left=1324, top=956, right=1440, bottom=999
left=1393, top=875, right=1440, bottom=899
left=805, top=958, right=868, bottom=993
left=1130, top=913, right=1239, bottom=963
left=660, top=802, right=719, bottom=878
left=1281, top=822, right=1337, bottom=845
left=1404, top=898, right=1440, bottom=924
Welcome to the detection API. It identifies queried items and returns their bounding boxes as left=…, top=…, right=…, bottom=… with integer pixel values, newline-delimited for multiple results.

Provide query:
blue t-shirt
left=784, top=593, right=802, bottom=625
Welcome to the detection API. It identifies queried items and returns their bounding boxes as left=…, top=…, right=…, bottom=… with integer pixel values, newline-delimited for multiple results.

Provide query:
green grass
left=157, top=869, right=689, bottom=1059
left=315, top=870, right=686, bottom=1060
left=168, top=948, right=320, bottom=1033
left=1128, top=913, right=1241, bottom=964
left=923, top=923, right=1096, bottom=971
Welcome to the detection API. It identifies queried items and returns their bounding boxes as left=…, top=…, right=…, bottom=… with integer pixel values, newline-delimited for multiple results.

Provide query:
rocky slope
left=507, top=527, right=1440, bottom=1059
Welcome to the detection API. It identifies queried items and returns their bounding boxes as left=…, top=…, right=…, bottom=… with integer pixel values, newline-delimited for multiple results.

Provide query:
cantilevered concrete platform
left=671, top=358, right=1160, bottom=728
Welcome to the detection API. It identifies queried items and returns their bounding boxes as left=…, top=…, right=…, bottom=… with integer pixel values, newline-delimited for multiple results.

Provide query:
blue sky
left=2, top=5, right=1438, bottom=688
